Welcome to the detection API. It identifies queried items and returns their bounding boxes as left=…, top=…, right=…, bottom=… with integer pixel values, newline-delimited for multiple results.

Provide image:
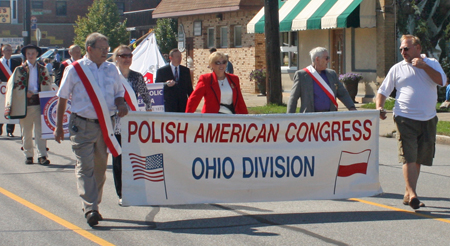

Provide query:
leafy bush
left=339, top=73, right=363, bottom=84
left=249, top=68, right=266, bottom=85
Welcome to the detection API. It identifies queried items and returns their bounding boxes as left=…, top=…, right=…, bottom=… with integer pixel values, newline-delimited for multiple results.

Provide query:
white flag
left=130, top=32, right=167, bottom=83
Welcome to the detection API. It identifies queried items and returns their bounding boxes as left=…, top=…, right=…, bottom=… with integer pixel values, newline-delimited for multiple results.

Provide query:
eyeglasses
left=215, top=60, right=227, bottom=65
left=91, top=46, right=110, bottom=52
left=117, top=54, right=133, bottom=58
left=325, top=56, right=330, bottom=61
left=399, top=47, right=410, bottom=52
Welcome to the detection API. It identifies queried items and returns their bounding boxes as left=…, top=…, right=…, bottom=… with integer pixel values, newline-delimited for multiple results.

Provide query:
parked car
left=38, top=48, right=70, bottom=63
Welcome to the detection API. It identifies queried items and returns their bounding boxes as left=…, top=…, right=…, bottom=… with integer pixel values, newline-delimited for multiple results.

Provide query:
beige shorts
left=394, top=115, right=437, bottom=166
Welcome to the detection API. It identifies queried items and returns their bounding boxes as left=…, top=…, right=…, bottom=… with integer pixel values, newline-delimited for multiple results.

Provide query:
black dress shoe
left=85, top=210, right=101, bottom=227
left=7, top=133, right=14, bottom=137
left=25, top=157, right=33, bottom=165
left=38, top=157, right=50, bottom=165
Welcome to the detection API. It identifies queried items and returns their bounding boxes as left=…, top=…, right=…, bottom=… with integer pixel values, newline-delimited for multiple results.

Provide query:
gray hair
left=69, top=44, right=81, bottom=53
left=85, top=32, right=108, bottom=51
left=309, top=47, right=328, bottom=64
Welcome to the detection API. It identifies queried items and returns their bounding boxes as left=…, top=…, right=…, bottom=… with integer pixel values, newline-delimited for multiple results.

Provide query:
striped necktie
left=174, top=66, right=178, bottom=81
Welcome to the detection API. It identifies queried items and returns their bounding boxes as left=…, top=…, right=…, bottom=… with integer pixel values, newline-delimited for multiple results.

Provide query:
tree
left=73, top=0, right=129, bottom=52
left=154, top=18, right=178, bottom=55
left=397, top=0, right=450, bottom=59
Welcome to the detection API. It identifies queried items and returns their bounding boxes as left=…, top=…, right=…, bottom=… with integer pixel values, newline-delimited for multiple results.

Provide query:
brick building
left=153, top=0, right=265, bottom=93
left=154, top=0, right=397, bottom=98
left=0, top=0, right=160, bottom=48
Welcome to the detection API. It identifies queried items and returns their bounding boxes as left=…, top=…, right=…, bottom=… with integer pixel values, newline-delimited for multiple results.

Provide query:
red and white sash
left=303, top=65, right=338, bottom=109
left=72, top=61, right=122, bottom=157
left=61, top=59, right=72, bottom=68
left=116, top=67, right=139, bottom=111
left=0, top=59, right=12, bottom=81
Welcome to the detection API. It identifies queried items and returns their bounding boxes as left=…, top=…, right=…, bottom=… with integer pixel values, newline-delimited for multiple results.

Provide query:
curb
left=381, top=133, right=450, bottom=145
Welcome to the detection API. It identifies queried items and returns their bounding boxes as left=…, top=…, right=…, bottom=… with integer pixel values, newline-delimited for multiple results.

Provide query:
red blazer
left=186, top=72, right=248, bottom=114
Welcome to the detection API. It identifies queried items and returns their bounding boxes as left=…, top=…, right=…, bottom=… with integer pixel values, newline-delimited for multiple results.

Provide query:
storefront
left=247, top=0, right=392, bottom=102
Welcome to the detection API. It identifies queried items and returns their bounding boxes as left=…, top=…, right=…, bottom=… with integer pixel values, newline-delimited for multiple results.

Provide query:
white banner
left=0, top=82, right=19, bottom=124
left=39, top=91, right=71, bottom=139
left=121, top=111, right=382, bottom=206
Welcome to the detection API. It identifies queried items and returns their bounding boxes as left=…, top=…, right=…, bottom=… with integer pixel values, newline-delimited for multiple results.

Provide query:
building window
left=207, top=27, right=215, bottom=48
left=234, top=26, right=242, bottom=47
left=56, top=1, right=67, bottom=16
left=220, top=27, right=228, bottom=48
left=194, top=21, right=202, bottom=36
left=116, top=2, right=124, bottom=15
left=31, top=1, right=43, bottom=9
left=280, top=32, right=298, bottom=67
left=0, top=0, right=9, bottom=7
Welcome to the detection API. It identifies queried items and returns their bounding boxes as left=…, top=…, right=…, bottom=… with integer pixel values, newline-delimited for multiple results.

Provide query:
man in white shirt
left=54, top=33, right=128, bottom=227
left=377, top=34, right=447, bottom=209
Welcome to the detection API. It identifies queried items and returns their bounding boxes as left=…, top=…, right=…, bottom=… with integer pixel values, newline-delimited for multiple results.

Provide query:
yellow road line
left=0, top=187, right=114, bottom=246
left=350, top=198, right=450, bottom=224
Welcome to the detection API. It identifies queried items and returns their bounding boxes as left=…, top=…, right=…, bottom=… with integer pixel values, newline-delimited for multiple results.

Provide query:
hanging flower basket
left=250, top=68, right=266, bottom=95
left=339, top=73, right=363, bottom=103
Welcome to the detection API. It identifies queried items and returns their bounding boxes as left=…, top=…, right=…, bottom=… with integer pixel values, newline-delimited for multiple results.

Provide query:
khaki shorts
left=394, top=115, right=437, bottom=166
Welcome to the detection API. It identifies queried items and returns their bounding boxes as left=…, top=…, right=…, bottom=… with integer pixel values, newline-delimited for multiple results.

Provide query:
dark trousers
left=112, top=134, right=122, bottom=198
left=0, top=124, right=15, bottom=134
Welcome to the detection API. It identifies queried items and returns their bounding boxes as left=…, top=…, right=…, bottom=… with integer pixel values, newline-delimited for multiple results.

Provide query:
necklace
left=218, top=77, right=226, bottom=86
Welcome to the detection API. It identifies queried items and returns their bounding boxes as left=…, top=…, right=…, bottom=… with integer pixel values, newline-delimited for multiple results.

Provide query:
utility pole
left=264, top=0, right=282, bottom=105
left=23, top=0, right=31, bottom=45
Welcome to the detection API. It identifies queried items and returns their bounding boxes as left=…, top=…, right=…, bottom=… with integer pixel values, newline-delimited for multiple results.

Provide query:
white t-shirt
left=378, top=58, right=447, bottom=121
left=57, top=57, right=125, bottom=119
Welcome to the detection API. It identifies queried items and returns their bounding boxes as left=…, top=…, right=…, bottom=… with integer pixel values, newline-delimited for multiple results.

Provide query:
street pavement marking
left=0, top=187, right=114, bottom=246
left=351, top=198, right=450, bottom=224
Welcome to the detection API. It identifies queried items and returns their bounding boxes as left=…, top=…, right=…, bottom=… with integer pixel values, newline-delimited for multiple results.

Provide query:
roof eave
left=153, top=6, right=240, bottom=18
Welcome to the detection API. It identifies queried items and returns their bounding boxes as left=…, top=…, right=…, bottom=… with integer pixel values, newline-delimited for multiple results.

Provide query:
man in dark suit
left=0, top=44, right=18, bottom=137
left=54, top=45, right=82, bottom=87
left=155, top=48, right=193, bottom=112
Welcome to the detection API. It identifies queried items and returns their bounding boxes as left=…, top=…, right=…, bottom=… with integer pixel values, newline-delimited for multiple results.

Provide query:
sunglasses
left=399, top=47, right=410, bottom=52
left=117, top=54, right=133, bottom=58
left=215, top=60, right=227, bottom=65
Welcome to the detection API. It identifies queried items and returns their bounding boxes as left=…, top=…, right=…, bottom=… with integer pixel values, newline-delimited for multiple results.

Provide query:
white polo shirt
left=378, top=58, right=447, bottom=121
left=57, top=57, right=125, bottom=119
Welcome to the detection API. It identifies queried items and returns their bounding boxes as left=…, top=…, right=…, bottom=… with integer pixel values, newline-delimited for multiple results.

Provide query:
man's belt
left=27, top=94, right=40, bottom=106
left=74, top=113, right=115, bottom=124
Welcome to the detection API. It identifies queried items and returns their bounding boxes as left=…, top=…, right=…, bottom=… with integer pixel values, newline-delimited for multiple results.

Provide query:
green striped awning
left=247, top=0, right=375, bottom=33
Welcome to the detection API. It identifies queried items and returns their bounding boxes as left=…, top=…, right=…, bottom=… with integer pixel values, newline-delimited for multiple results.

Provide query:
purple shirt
left=313, top=70, right=331, bottom=112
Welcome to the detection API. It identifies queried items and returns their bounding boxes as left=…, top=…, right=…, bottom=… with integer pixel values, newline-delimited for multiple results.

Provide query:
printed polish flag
left=333, top=149, right=371, bottom=194
left=336, top=149, right=371, bottom=177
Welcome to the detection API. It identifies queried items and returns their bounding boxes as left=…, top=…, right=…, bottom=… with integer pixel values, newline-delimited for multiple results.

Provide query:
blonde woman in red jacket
left=186, top=52, right=248, bottom=114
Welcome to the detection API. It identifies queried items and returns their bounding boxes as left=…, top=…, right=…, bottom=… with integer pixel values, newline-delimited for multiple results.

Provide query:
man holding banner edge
left=54, top=33, right=128, bottom=227
left=287, top=47, right=356, bottom=113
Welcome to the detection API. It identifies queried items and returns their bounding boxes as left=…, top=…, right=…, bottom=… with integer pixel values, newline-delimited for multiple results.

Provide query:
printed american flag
left=129, top=153, right=165, bottom=182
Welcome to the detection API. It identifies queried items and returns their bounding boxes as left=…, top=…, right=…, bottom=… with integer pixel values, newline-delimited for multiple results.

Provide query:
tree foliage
left=154, top=18, right=178, bottom=55
left=73, top=0, right=129, bottom=53
left=397, top=0, right=450, bottom=59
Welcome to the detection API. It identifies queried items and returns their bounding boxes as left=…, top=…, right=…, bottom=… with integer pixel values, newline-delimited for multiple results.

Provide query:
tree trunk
left=264, top=0, right=282, bottom=105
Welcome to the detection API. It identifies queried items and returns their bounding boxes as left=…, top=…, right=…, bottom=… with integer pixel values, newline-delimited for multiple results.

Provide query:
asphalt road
left=1, top=130, right=450, bottom=245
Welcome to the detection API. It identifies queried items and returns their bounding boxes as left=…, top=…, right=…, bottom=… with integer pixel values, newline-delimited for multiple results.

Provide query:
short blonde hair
left=401, top=35, right=421, bottom=46
left=209, top=52, right=227, bottom=66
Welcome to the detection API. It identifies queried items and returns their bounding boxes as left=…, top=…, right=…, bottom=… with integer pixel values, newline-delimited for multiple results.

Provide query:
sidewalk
left=242, top=92, right=450, bottom=145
